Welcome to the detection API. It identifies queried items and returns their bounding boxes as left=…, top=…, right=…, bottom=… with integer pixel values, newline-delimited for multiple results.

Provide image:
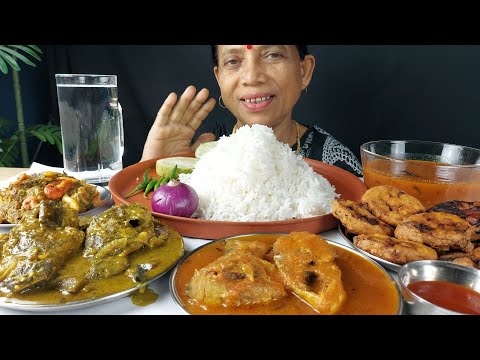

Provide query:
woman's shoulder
left=300, top=124, right=363, bottom=176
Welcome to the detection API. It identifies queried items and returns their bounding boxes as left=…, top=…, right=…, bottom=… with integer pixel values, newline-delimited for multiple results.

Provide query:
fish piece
left=84, top=203, right=165, bottom=258
left=224, top=239, right=273, bottom=260
left=362, top=185, right=425, bottom=227
left=438, top=252, right=472, bottom=261
left=395, top=212, right=473, bottom=252
left=0, top=201, right=84, bottom=294
left=185, top=252, right=287, bottom=307
left=451, top=257, right=477, bottom=268
left=273, top=232, right=346, bottom=314
left=471, top=247, right=480, bottom=262
left=354, top=234, right=437, bottom=265
left=84, top=204, right=168, bottom=280
left=332, top=199, right=394, bottom=236
left=428, top=200, right=480, bottom=241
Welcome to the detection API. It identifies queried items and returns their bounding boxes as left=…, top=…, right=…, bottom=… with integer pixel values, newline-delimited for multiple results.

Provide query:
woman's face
left=214, top=45, right=315, bottom=127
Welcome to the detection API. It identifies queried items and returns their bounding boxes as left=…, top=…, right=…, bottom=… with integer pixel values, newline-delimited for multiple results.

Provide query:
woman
left=141, top=45, right=363, bottom=176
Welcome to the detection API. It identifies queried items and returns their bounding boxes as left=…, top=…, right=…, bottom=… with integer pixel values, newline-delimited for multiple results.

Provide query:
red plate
left=109, top=154, right=366, bottom=240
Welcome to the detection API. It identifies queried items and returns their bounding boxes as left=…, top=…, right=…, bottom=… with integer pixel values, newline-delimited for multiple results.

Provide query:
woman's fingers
left=155, top=86, right=215, bottom=129
left=155, top=92, right=177, bottom=127
left=183, top=88, right=211, bottom=121
left=188, top=97, right=216, bottom=131
left=169, top=86, right=197, bottom=123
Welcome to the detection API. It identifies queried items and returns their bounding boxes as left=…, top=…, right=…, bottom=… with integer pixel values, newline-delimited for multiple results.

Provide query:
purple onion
left=151, top=179, right=199, bottom=217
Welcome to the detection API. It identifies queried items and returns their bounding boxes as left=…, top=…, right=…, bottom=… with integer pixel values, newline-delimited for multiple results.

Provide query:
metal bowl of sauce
left=399, top=260, right=480, bottom=315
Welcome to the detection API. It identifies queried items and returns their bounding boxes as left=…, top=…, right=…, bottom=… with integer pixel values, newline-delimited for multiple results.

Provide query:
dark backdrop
left=3, top=45, right=480, bottom=167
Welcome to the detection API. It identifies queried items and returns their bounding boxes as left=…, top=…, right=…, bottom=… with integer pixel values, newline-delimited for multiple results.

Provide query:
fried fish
left=361, top=185, right=425, bottom=227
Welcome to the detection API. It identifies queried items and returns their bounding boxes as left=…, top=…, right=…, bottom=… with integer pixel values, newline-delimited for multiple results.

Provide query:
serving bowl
left=170, top=233, right=403, bottom=315
left=360, top=140, right=480, bottom=208
left=398, top=260, right=480, bottom=315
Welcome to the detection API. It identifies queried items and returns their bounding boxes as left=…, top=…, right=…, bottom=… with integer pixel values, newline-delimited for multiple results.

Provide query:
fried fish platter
left=0, top=171, right=99, bottom=224
left=333, top=185, right=480, bottom=268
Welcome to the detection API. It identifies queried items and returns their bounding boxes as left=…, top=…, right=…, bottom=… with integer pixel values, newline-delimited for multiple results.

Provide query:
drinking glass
left=55, top=74, right=124, bottom=185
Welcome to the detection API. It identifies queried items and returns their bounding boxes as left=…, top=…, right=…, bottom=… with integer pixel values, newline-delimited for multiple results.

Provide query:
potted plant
left=0, top=45, right=62, bottom=167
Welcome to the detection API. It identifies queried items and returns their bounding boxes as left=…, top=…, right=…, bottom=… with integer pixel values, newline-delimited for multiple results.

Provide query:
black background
left=1, top=45, right=480, bottom=167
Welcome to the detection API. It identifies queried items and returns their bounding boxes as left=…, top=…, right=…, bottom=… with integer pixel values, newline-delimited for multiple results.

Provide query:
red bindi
left=246, top=45, right=253, bottom=50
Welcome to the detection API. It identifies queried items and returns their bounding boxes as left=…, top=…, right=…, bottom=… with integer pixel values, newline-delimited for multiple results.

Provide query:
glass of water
left=55, top=74, right=124, bottom=185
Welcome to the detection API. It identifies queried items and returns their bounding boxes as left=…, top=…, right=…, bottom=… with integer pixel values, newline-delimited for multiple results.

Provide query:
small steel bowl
left=398, top=260, right=480, bottom=315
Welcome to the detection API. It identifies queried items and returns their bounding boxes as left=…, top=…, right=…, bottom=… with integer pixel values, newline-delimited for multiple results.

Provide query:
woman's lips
left=240, top=96, right=274, bottom=112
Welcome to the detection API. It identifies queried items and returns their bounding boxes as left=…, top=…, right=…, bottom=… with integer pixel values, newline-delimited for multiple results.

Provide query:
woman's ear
left=214, top=66, right=220, bottom=86
left=301, top=54, right=316, bottom=88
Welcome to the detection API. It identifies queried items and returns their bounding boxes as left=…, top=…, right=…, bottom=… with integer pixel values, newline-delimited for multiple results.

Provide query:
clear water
left=57, top=84, right=124, bottom=184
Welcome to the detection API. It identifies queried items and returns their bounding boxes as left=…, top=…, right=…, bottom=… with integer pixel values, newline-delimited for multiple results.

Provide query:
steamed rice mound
left=180, top=124, right=339, bottom=221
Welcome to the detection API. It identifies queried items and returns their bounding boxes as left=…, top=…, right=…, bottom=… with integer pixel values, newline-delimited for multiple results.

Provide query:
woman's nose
left=241, top=58, right=266, bottom=85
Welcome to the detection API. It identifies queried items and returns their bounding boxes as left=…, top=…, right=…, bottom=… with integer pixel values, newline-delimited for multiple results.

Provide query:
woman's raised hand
left=141, top=86, right=217, bottom=161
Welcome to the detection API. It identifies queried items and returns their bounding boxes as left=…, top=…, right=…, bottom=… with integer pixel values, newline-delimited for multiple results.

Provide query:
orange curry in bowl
left=363, top=159, right=480, bottom=208
left=172, top=233, right=401, bottom=315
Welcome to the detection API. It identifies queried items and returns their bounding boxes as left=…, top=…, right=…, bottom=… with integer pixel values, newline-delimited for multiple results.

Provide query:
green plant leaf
left=28, top=124, right=63, bottom=149
left=0, top=117, right=15, bottom=136
left=0, top=46, right=36, bottom=67
left=28, top=45, right=43, bottom=54
left=9, top=45, right=42, bottom=62
left=30, top=130, right=47, bottom=142
left=0, top=134, right=20, bottom=167
left=44, top=131, right=55, bottom=145
left=0, top=51, right=20, bottom=71
left=0, top=56, right=8, bottom=74
left=54, top=134, right=63, bottom=154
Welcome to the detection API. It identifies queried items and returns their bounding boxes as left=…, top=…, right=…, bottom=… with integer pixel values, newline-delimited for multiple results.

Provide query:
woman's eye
left=266, top=52, right=283, bottom=59
left=224, top=59, right=240, bottom=66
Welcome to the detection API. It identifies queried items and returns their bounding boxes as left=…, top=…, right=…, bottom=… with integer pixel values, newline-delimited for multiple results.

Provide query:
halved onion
left=151, top=179, right=199, bottom=218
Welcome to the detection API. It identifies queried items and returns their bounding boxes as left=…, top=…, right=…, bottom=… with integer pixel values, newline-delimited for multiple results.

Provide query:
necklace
left=232, top=121, right=301, bottom=155
left=294, top=121, right=301, bottom=155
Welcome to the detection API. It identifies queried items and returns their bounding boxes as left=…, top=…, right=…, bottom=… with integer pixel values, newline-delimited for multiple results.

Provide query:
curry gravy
left=0, top=233, right=184, bottom=306
left=173, top=234, right=400, bottom=315
left=363, top=159, right=480, bottom=208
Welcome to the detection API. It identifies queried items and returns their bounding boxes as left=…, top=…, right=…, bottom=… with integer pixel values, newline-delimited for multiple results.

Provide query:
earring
left=304, top=87, right=308, bottom=94
left=218, top=95, right=227, bottom=109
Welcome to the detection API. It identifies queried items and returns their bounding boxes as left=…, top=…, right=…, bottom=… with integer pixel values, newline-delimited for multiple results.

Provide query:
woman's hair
left=210, top=45, right=309, bottom=67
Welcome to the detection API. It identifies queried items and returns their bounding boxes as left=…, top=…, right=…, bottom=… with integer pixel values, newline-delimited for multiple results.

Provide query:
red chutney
left=408, top=280, right=480, bottom=315
left=363, top=159, right=480, bottom=208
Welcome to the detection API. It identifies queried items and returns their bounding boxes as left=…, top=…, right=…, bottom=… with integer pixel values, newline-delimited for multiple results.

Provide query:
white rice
left=179, top=124, right=339, bottom=221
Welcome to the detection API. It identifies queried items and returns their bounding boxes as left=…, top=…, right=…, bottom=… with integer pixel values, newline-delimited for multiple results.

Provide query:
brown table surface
left=0, top=167, right=28, bottom=182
